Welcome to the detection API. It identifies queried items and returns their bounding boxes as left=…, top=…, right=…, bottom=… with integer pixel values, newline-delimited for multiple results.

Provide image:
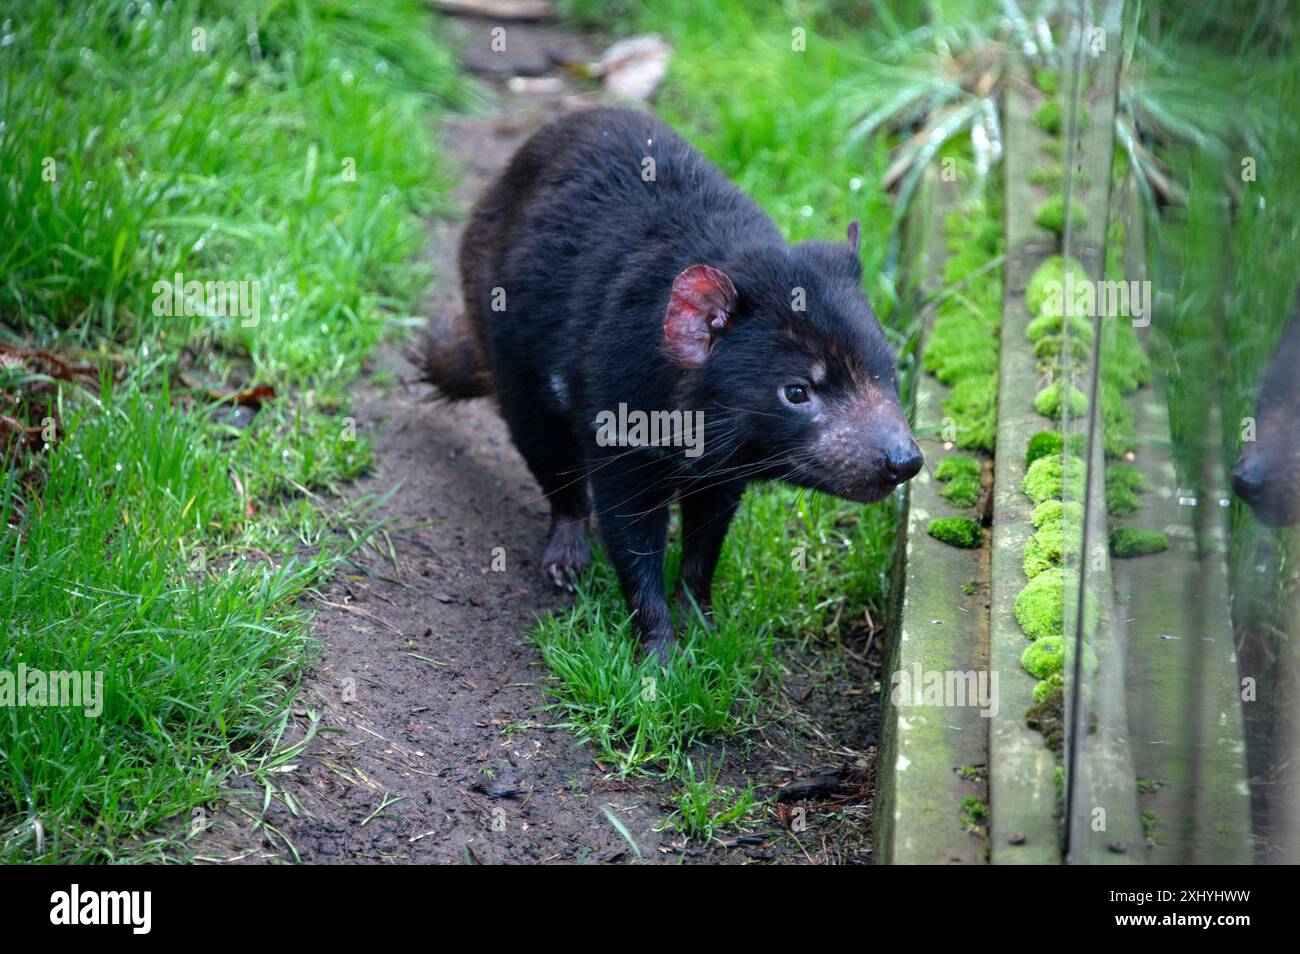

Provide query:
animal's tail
left=412, top=311, right=493, bottom=399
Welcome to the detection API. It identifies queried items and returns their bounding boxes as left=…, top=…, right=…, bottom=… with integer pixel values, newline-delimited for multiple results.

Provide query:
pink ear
left=846, top=220, right=861, bottom=256
left=663, top=265, right=738, bottom=368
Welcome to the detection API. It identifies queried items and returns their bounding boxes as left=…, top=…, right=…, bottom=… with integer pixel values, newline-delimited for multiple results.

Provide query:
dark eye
left=782, top=384, right=810, bottom=405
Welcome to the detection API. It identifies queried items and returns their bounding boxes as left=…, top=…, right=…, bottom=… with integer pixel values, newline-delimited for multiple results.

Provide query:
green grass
left=0, top=0, right=467, bottom=861
left=534, top=486, right=898, bottom=776
left=667, top=758, right=759, bottom=843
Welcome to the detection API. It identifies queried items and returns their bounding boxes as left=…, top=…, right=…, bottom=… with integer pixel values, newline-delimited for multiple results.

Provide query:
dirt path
left=197, top=13, right=879, bottom=865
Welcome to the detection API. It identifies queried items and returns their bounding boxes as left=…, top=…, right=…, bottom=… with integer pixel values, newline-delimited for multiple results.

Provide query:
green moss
left=1023, top=454, right=1084, bottom=503
left=1034, top=98, right=1062, bottom=136
left=940, top=473, right=981, bottom=508
left=1032, top=499, right=1083, bottom=529
left=925, top=300, right=999, bottom=384
left=1109, top=527, right=1168, bottom=558
left=959, top=795, right=988, bottom=826
left=1136, top=777, right=1161, bottom=794
left=958, top=764, right=981, bottom=781
left=943, top=375, right=997, bottom=452
left=1141, top=809, right=1160, bottom=843
left=1024, top=515, right=1081, bottom=579
left=1030, top=163, right=1062, bottom=187
left=1106, top=465, right=1144, bottom=493
left=1026, top=679, right=1065, bottom=754
left=935, top=455, right=979, bottom=482
left=1016, top=568, right=1065, bottom=639
left=1026, top=430, right=1063, bottom=468
left=1026, top=255, right=1088, bottom=317
left=935, top=455, right=980, bottom=508
left=1034, top=381, right=1088, bottom=420
left=1107, top=484, right=1140, bottom=517
left=1024, top=432, right=1086, bottom=470
left=1021, top=635, right=1065, bottom=678
left=1106, top=466, right=1145, bottom=518
left=1034, top=332, right=1091, bottom=366
left=1101, top=381, right=1137, bottom=457
left=1024, top=498, right=1085, bottom=578
left=928, top=516, right=982, bottom=549
left=1030, top=164, right=1090, bottom=190
left=1034, top=193, right=1087, bottom=236
left=1026, top=312, right=1094, bottom=346
left=1033, top=671, right=1064, bottom=703
left=926, top=197, right=1003, bottom=456
left=1033, top=68, right=1058, bottom=96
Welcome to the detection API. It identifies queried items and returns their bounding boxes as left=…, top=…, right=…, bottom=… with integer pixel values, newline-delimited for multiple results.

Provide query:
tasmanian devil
left=1232, top=296, right=1300, bottom=528
left=420, top=107, right=922, bottom=661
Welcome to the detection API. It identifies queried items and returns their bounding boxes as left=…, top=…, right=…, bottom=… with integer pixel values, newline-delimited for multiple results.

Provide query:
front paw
left=541, top=518, right=591, bottom=591
left=642, top=633, right=679, bottom=666
left=674, top=586, right=713, bottom=628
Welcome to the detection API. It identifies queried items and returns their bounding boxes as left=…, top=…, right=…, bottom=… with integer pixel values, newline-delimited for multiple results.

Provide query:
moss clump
left=1030, top=164, right=1090, bottom=190
left=927, top=197, right=1003, bottom=456
left=1100, top=381, right=1137, bottom=458
left=1016, top=568, right=1065, bottom=639
left=1023, top=454, right=1084, bottom=503
left=925, top=299, right=999, bottom=385
left=1034, top=99, right=1062, bottom=136
left=928, top=516, right=982, bottom=549
left=1034, top=194, right=1087, bottom=236
left=1025, top=431, right=1087, bottom=468
left=959, top=795, right=989, bottom=826
left=936, top=456, right=981, bottom=509
left=1025, top=255, right=1088, bottom=317
left=1026, top=679, right=1065, bottom=754
left=1030, top=163, right=1062, bottom=188
left=1100, top=319, right=1151, bottom=394
left=1021, top=634, right=1065, bottom=678
left=935, top=455, right=978, bottom=482
left=1109, top=527, right=1168, bottom=558
left=1107, top=486, right=1138, bottom=522
left=941, top=474, right=980, bottom=508
left=1034, top=381, right=1088, bottom=420
left=1033, top=68, right=1058, bottom=96
left=1026, top=430, right=1063, bottom=468
left=943, top=375, right=997, bottom=452
left=1106, top=466, right=1144, bottom=518
left=1032, top=498, right=1083, bottom=529
left=1025, top=497, right=1079, bottom=578
left=1033, top=671, right=1064, bottom=703
left=1034, top=332, right=1091, bottom=367
left=1024, top=515, right=1081, bottom=579
left=1026, top=311, right=1094, bottom=345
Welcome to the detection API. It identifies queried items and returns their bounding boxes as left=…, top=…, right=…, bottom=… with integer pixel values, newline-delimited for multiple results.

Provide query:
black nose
left=883, top=442, right=924, bottom=484
left=1232, top=459, right=1263, bottom=503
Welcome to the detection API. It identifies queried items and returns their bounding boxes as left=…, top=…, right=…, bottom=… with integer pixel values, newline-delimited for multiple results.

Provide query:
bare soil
left=194, top=14, right=881, bottom=865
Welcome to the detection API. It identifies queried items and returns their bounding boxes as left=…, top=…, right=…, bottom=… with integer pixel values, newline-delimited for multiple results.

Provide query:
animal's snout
left=1231, top=455, right=1263, bottom=503
left=882, top=440, right=924, bottom=485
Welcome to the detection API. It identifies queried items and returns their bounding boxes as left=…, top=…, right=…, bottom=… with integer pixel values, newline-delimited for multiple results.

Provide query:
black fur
left=448, top=107, right=921, bottom=660
left=1233, top=298, right=1300, bottom=527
